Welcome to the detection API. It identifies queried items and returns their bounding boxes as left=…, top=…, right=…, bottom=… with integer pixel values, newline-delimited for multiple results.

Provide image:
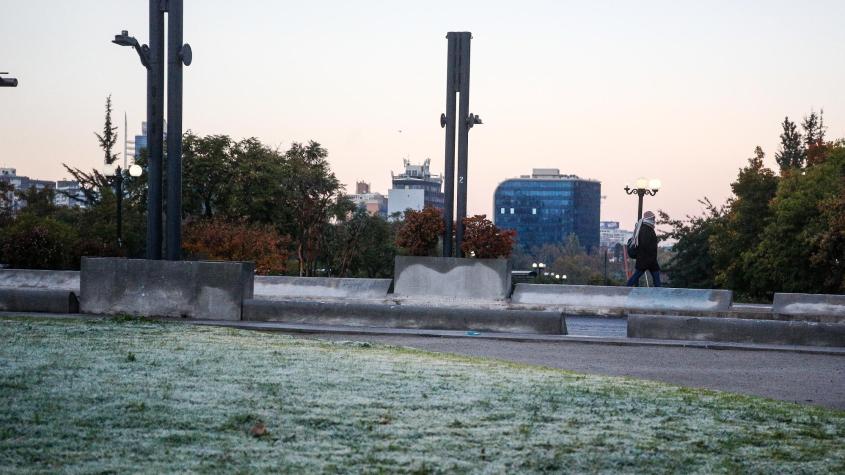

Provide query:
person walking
left=626, top=210, right=661, bottom=287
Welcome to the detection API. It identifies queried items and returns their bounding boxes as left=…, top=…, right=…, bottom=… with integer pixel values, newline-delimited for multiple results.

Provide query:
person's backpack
left=626, top=237, right=638, bottom=259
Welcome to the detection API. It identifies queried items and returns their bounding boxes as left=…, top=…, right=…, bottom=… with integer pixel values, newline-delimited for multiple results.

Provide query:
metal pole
left=147, top=0, right=165, bottom=260
left=115, top=168, right=123, bottom=248
left=442, top=33, right=458, bottom=257
left=637, top=192, right=644, bottom=221
left=165, top=0, right=184, bottom=260
left=455, top=32, right=471, bottom=257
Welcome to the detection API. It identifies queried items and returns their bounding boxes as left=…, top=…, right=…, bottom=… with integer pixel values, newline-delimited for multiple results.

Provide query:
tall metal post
left=455, top=33, right=471, bottom=257
left=637, top=193, right=644, bottom=221
left=115, top=168, right=124, bottom=248
left=441, top=32, right=480, bottom=257
left=441, top=34, right=459, bottom=257
left=147, top=0, right=165, bottom=260
left=165, top=0, right=184, bottom=260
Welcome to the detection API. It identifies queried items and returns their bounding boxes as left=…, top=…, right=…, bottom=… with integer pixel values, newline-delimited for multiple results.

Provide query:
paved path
left=299, top=332, right=845, bottom=410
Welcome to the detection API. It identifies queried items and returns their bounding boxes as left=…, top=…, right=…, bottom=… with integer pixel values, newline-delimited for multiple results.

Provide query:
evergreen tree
left=95, top=95, right=119, bottom=165
left=803, top=109, right=828, bottom=165
left=774, top=116, right=803, bottom=171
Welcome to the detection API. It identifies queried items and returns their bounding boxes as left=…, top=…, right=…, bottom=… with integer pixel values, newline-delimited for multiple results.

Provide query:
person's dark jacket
left=635, top=224, right=660, bottom=272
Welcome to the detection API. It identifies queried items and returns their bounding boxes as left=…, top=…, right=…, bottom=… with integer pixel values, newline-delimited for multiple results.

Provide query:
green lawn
left=0, top=317, right=843, bottom=473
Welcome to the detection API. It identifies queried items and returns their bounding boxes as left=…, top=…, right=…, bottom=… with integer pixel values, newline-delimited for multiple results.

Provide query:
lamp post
left=531, top=262, right=546, bottom=282
left=104, top=163, right=143, bottom=248
left=113, top=1, right=190, bottom=261
left=0, top=72, right=18, bottom=87
left=624, top=177, right=661, bottom=220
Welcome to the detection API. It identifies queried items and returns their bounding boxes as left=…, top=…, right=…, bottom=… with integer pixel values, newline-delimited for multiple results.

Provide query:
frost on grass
left=0, top=317, right=844, bottom=473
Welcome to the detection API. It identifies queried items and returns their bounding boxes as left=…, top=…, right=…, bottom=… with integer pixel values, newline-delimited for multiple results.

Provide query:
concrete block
left=243, top=299, right=564, bottom=334
left=628, top=287, right=733, bottom=312
left=0, top=288, right=79, bottom=313
left=0, top=269, right=80, bottom=291
left=628, top=314, right=845, bottom=347
left=254, top=276, right=391, bottom=300
left=393, top=256, right=511, bottom=300
left=80, top=258, right=254, bottom=320
left=773, top=293, right=845, bottom=322
left=512, top=284, right=630, bottom=308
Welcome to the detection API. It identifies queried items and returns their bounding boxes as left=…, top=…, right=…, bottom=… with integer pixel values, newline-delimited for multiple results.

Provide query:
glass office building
left=494, top=169, right=601, bottom=252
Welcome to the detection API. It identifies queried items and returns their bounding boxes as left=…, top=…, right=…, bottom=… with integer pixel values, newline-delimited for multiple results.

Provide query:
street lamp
left=0, top=72, right=18, bottom=87
left=104, top=163, right=143, bottom=249
left=624, top=177, right=661, bottom=220
left=532, top=262, right=546, bottom=282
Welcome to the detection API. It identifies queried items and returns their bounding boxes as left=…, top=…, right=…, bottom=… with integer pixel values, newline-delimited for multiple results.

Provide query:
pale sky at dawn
left=2, top=0, right=845, bottom=227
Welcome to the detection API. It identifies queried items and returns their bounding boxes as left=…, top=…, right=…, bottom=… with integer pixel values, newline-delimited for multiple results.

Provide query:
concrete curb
left=243, top=298, right=566, bottom=335
left=628, top=314, right=845, bottom=348
left=2, top=312, right=844, bottom=356
left=0, top=289, right=79, bottom=313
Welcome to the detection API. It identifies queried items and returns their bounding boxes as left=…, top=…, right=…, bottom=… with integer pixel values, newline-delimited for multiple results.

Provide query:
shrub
left=182, top=219, right=291, bottom=275
left=461, top=214, right=516, bottom=258
left=0, top=215, right=80, bottom=269
left=395, top=207, right=445, bottom=256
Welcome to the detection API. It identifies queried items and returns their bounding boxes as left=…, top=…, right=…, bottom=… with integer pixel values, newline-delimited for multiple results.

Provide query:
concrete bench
left=254, top=276, right=391, bottom=300
left=628, top=314, right=845, bottom=347
left=0, top=288, right=79, bottom=313
left=0, top=269, right=80, bottom=292
left=773, top=293, right=845, bottom=323
left=393, top=256, right=511, bottom=300
left=243, top=299, right=565, bottom=335
left=511, top=284, right=732, bottom=315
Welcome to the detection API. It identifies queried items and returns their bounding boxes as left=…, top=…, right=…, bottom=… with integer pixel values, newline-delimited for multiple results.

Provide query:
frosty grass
left=0, top=316, right=843, bottom=473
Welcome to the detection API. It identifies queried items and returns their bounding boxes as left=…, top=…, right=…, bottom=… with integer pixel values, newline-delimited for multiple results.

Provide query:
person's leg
left=626, top=269, right=645, bottom=287
left=650, top=270, right=661, bottom=287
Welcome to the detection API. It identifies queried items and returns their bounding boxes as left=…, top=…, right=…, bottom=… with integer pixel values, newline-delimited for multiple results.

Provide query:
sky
left=2, top=0, right=845, bottom=228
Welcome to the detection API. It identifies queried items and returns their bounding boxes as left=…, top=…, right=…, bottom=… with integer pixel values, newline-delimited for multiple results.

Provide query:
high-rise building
left=494, top=168, right=601, bottom=252
left=387, top=158, right=444, bottom=219
left=0, top=168, right=58, bottom=213
left=600, top=221, right=633, bottom=248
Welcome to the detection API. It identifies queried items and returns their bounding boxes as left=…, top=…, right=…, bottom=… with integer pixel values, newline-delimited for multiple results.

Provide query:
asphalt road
left=302, top=332, right=845, bottom=410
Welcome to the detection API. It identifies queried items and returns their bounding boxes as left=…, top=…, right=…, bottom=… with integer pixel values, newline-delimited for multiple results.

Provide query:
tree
left=279, top=141, right=346, bottom=276
left=803, top=110, right=828, bottom=166
left=461, top=214, right=516, bottom=258
left=775, top=116, right=804, bottom=171
left=0, top=214, right=80, bottom=270
left=182, top=132, right=237, bottom=218
left=326, top=209, right=396, bottom=277
left=709, top=147, right=779, bottom=296
left=395, top=207, right=445, bottom=256
left=95, top=95, right=119, bottom=166
left=658, top=200, right=725, bottom=289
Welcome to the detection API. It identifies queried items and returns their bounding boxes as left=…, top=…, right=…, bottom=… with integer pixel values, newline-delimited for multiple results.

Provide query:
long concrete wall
left=0, top=288, right=79, bottom=313
left=254, top=276, right=391, bottom=300
left=512, top=284, right=732, bottom=314
left=774, top=293, right=845, bottom=323
left=243, top=299, right=565, bottom=334
left=0, top=269, right=80, bottom=291
left=80, top=258, right=254, bottom=320
left=393, top=256, right=511, bottom=300
left=628, top=314, right=845, bottom=347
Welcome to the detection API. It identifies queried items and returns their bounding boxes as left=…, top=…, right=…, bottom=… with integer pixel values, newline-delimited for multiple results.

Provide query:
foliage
left=182, top=133, right=237, bottom=218
left=395, top=207, right=445, bottom=256
left=95, top=95, right=119, bottom=166
left=775, top=116, right=804, bottom=171
left=461, top=215, right=515, bottom=259
left=0, top=214, right=80, bottom=269
left=658, top=200, right=725, bottom=289
left=709, top=147, right=779, bottom=292
left=325, top=209, right=396, bottom=277
left=182, top=218, right=291, bottom=275
left=802, top=110, right=827, bottom=166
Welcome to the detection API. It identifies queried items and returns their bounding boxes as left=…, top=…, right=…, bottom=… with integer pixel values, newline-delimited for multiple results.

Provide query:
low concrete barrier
left=80, top=258, right=254, bottom=320
left=0, top=269, right=80, bottom=291
left=254, top=276, right=391, bottom=300
left=773, top=293, right=845, bottom=323
left=243, top=299, right=565, bottom=334
left=0, top=288, right=79, bottom=313
left=394, top=256, right=511, bottom=300
left=511, top=284, right=732, bottom=315
left=628, top=314, right=845, bottom=347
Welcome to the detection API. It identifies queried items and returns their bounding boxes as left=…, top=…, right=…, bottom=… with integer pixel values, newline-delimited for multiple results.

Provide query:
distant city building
left=133, top=120, right=165, bottom=159
left=348, top=181, right=388, bottom=218
left=494, top=168, right=601, bottom=252
left=0, top=168, right=85, bottom=212
left=387, top=158, right=445, bottom=219
left=600, top=221, right=633, bottom=248
left=55, top=180, right=85, bottom=208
